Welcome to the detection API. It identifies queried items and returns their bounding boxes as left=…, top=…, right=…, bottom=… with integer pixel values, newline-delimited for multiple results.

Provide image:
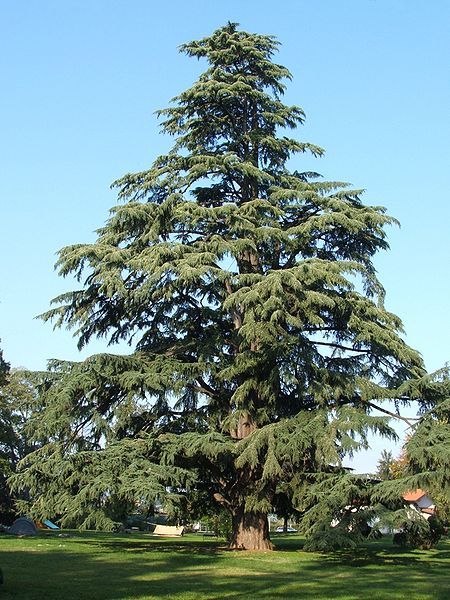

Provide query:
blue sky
left=1, top=0, right=449, bottom=471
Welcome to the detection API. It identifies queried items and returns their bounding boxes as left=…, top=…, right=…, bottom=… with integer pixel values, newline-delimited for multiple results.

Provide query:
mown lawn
left=0, top=531, right=448, bottom=599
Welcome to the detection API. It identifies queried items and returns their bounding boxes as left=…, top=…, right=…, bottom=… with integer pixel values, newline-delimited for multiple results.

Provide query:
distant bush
left=393, top=516, right=445, bottom=549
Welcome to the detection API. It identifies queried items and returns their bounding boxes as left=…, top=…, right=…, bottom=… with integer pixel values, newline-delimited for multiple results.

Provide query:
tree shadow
left=80, top=537, right=224, bottom=555
left=0, top=533, right=448, bottom=599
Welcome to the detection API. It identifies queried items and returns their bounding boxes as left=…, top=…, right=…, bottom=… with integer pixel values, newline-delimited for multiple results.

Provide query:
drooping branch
left=368, top=402, right=420, bottom=428
left=192, top=377, right=218, bottom=399
left=313, top=340, right=372, bottom=354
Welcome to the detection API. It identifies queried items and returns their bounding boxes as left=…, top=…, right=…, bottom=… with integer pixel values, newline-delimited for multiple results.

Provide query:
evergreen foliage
left=403, top=367, right=450, bottom=497
left=393, top=515, right=445, bottom=550
left=13, top=24, right=443, bottom=549
left=0, top=356, right=39, bottom=522
left=376, top=449, right=395, bottom=480
left=371, top=368, right=450, bottom=547
left=0, top=343, right=8, bottom=387
left=373, top=368, right=450, bottom=500
left=0, top=342, right=12, bottom=521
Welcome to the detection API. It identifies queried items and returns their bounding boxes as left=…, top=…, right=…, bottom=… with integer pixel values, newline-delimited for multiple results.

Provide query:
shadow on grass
left=0, top=533, right=449, bottom=599
left=80, top=535, right=225, bottom=555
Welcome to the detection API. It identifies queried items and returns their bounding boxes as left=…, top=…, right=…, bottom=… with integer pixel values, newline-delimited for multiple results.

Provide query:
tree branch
left=313, top=340, right=371, bottom=354
left=367, top=402, right=419, bottom=427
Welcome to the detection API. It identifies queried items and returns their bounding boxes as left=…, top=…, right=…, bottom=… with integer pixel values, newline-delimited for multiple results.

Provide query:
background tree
left=402, top=367, right=450, bottom=497
left=15, top=24, right=428, bottom=550
left=0, top=368, right=42, bottom=523
left=0, top=343, right=8, bottom=387
left=272, top=481, right=302, bottom=533
left=0, top=341, right=12, bottom=521
left=376, top=449, right=395, bottom=480
left=0, top=339, right=42, bottom=524
left=372, top=367, right=450, bottom=547
left=389, top=447, right=410, bottom=480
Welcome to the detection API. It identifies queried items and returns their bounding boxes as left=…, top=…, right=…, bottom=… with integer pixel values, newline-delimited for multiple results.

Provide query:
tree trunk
left=230, top=411, right=256, bottom=440
left=229, top=507, right=274, bottom=551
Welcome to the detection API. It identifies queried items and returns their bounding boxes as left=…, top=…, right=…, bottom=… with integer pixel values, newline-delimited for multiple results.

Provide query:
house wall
left=416, top=495, right=435, bottom=510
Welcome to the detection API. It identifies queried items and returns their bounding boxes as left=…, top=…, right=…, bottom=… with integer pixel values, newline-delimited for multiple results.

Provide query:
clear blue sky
left=1, top=0, right=449, bottom=472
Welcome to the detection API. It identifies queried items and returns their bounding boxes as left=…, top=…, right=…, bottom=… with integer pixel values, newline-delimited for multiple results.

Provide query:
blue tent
left=8, top=517, right=37, bottom=536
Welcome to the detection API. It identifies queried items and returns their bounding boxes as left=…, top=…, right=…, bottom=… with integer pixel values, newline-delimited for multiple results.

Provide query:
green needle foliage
left=0, top=343, right=8, bottom=388
left=373, top=366, right=450, bottom=536
left=1, top=350, right=41, bottom=522
left=14, top=24, right=437, bottom=550
left=0, top=342, right=12, bottom=521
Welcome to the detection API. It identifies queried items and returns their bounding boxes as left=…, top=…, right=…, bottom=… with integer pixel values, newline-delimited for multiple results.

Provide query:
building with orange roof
left=402, top=489, right=435, bottom=519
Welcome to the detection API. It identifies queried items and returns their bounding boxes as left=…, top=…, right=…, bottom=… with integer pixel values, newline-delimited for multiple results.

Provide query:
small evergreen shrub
left=393, top=516, right=444, bottom=549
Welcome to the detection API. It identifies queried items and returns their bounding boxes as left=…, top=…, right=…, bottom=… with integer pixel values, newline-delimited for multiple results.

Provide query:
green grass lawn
left=0, top=531, right=448, bottom=599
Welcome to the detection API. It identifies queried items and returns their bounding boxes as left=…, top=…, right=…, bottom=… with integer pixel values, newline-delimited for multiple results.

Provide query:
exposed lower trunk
left=283, top=515, right=288, bottom=533
left=226, top=411, right=272, bottom=550
left=229, top=507, right=274, bottom=551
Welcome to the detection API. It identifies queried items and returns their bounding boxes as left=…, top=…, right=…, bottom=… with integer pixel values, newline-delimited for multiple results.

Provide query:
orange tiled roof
left=402, top=488, right=427, bottom=502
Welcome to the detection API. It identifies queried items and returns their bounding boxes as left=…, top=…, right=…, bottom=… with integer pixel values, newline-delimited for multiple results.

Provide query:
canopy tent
left=153, top=525, right=184, bottom=537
